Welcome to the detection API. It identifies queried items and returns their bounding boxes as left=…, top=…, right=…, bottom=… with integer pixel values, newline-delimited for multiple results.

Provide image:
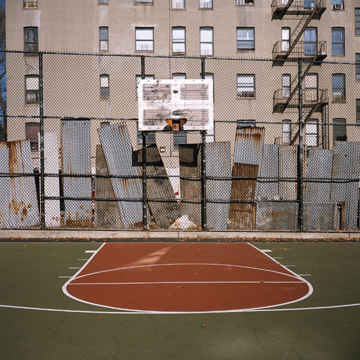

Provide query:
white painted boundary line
left=68, top=280, right=305, bottom=285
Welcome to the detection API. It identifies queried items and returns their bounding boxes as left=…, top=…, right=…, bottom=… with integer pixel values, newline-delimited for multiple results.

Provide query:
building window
left=199, top=0, right=212, bottom=9
left=172, top=73, right=186, bottom=79
left=237, top=75, right=255, bottom=98
left=98, top=0, right=108, bottom=4
left=24, top=1, right=37, bottom=8
left=235, top=0, right=254, bottom=5
left=305, top=120, right=318, bottom=147
left=236, top=28, right=255, bottom=51
left=172, top=27, right=186, bottom=55
left=331, top=0, right=344, bottom=10
left=333, top=118, right=347, bottom=145
left=173, top=132, right=187, bottom=149
left=356, top=53, right=360, bottom=81
left=172, top=0, right=185, bottom=8
left=356, top=99, right=360, bottom=125
left=200, top=28, right=213, bottom=56
left=24, top=27, right=38, bottom=53
left=134, top=0, right=153, bottom=3
left=304, top=0, right=316, bottom=9
left=25, top=75, right=40, bottom=104
left=356, top=8, right=360, bottom=35
left=136, top=28, right=154, bottom=51
left=99, top=27, right=109, bottom=51
left=100, top=74, right=109, bottom=99
left=332, top=74, right=345, bottom=102
left=304, top=73, right=318, bottom=102
left=26, top=123, right=40, bottom=151
left=137, top=131, right=156, bottom=145
left=282, top=120, right=291, bottom=144
left=136, top=75, right=155, bottom=96
left=332, top=27, right=344, bottom=56
left=100, top=121, right=110, bottom=127
left=281, top=27, right=290, bottom=52
left=237, top=120, right=255, bottom=128
left=282, top=74, right=291, bottom=98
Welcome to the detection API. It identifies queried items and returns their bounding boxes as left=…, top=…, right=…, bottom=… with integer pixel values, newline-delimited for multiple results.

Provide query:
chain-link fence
left=1, top=50, right=359, bottom=231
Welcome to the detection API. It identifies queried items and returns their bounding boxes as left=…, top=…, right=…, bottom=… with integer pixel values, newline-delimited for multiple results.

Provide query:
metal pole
left=201, top=131, right=207, bottom=231
left=297, top=60, right=304, bottom=232
left=39, top=52, right=45, bottom=229
left=141, top=56, right=147, bottom=231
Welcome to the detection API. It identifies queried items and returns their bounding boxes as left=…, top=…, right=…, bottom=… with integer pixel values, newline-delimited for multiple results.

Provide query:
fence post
left=39, top=52, right=45, bottom=230
left=201, top=58, right=207, bottom=231
left=297, top=59, right=304, bottom=232
left=141, top=56, right=147, bottom=231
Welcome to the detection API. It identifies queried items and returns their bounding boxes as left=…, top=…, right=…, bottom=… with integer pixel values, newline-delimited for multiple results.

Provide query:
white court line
left=69, top=267, right=81, bottom=270
left=299, top=274, right=311, bottom=277
left=0, top=302, right=359, bottom=315
left=261, top=250, right=272, bottom=253
left=85, top=250, right=96, bottom=254
left=68, top=280, right=305, bottom=285
left=58, top=276, right=72, bottom=279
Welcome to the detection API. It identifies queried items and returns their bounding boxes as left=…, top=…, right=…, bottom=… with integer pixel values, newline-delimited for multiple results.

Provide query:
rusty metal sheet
left=98, top=122, right=143, bottom=229
left=61, top=120, right=92, bottom=227
left=331, top=142, right=360, bottom=230
left=205, top=142, right=232, bottom=231
left=179, top=143, right=202, bottom=227
left=279, top=145, right=297, bottom=200
left=95, top=144, right=124, bottom=229
left=135, top=144, right=181, bottom=229
left=0, top=142, right=11, bottom=227
left=256, top=202, right=298, bottom=230
left=303, top=202, right=339, bottom=231
left=304, top=149, right=333, bottom=203
left=255, top=144, right=280, bottom=201
left=234, top=127, right=265, bottom=166
left=228, top=163, right=258, bottom=230
left=5, top=141, right=39, bottom=227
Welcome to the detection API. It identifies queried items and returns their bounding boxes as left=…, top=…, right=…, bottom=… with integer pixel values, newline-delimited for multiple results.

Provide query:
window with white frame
left=24, top=0, right=37, bottom=8
left=237, top=75, right=255, bottom=98
left=136, top=28, right=154, bottom=51
left=199, top=0, right=212, bottom=9
left=99, top=27, right=109, bottom=51
left=282, top=120, right=291, bottom=144
left=305, top=120, right=318, bottom=147
left=172, top=73, right=186, bottom=79
left=172, top=28, right=186, bottom=54
left=235, top=0, right=254, bottom=5
left=332, top=27, right=345, bottom=56
left=100, top=74, right=109, bottom=99
left=236, top=28, right=255, bottom=51
left=25, top=75, right=40, bottom=104
left=332, top=73, right=345, bottom=102
left=356, top=53, right=360, bottom=81
left=333, top=118, right=347, bottom=145
left=331, top=0, right=344, bottom=10
left=24, top=27, right=38, bottom=53
left=172, top=0, right=185, bottom=9
left=134, top=0, right=153, bottom=3
left=282, top=74, right=291, bottom=98
left=26, top=123, right=40, bottom=151
left=200, top=28, right=213, bottom=55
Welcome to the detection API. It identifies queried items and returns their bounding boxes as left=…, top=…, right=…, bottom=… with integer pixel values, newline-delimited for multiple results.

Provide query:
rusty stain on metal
left=228, top=163, right=258, bottom=230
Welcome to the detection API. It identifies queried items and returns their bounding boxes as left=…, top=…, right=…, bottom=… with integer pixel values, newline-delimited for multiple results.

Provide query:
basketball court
left=0, top=240, right=359, bottom=359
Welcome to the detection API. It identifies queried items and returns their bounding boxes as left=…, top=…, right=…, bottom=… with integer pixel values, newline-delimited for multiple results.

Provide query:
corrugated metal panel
left=205, top=142, right=232, bottom=230
left=303, top=202, right=338, bottom=230
left=255, top=144, right=279, bottom=200
left=7, top=141, right=39, bottom=227
left=135, top=144, right=181, bottom=229
left=0, top=142, right=11, bottom=227
left=43, top=133, right=60, bottom=227
left=61, top=120, right=92, bottom=227
left=279, top=145, right=297, bottom=200
left=256, top=202, right=298, bottom=230
left=304, top=149, right=333, bottom=203
left=331, top=142, right=360, bottom=230
left=179, top=143, right=202, bottom=227
left=228, top=163, right=258, bottom=230
left=98, top=122, right=143, bottom=229
left=234, top=127, right=265, bottom=165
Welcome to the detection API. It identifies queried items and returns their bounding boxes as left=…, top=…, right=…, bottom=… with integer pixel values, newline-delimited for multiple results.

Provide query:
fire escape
left=271, top=0, right=328, bottom=146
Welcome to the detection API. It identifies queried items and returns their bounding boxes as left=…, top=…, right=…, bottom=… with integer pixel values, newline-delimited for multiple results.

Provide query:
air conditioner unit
left=333, top=3, right=343, bottom=10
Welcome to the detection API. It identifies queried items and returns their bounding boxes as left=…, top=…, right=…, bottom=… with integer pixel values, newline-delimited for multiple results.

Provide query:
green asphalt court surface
left=0, top=240, right=359, bottom=360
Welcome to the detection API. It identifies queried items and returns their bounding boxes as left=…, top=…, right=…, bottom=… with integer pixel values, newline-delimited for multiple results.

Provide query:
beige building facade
left=5, top=0, right=360, bottom=168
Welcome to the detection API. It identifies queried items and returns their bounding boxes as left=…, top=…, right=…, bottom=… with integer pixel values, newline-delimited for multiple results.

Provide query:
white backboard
left=138, top=79, right=213, bottom=131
